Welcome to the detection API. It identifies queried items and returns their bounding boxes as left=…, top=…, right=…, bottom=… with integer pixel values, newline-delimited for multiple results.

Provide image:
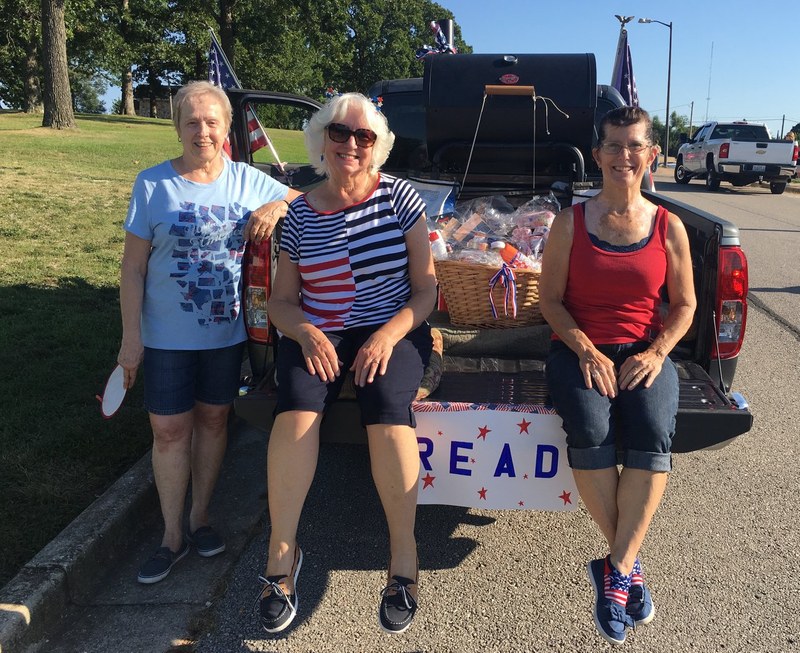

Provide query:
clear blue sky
left=437, top=0, right=799, bottom=136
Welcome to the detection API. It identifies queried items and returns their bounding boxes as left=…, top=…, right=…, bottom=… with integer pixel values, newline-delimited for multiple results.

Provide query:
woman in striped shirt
left=256, top=93, right=437, bottom=635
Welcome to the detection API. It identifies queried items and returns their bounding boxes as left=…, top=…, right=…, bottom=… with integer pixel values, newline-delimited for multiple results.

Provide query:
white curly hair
left=304, top=92, right=395, bottom=176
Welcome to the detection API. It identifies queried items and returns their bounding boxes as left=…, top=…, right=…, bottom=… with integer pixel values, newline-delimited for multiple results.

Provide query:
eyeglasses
left=599, top=142, right=651, bottom=155
left=326, top=123, right=377, bottom=148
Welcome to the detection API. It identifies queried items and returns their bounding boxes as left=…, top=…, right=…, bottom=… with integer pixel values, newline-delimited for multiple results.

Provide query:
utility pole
left=705, top=42, right=714, bottom=122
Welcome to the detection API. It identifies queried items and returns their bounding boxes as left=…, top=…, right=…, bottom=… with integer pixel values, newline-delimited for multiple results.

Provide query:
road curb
left=0, top=453, right=157, bottom=653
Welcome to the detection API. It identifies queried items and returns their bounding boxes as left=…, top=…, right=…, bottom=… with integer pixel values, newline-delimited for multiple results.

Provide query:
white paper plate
left=99, top=364, right=127, bottom=418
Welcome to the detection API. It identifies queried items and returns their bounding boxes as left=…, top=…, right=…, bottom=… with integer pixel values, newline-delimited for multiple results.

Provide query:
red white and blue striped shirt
left=280, top=175, right=425, bottom=331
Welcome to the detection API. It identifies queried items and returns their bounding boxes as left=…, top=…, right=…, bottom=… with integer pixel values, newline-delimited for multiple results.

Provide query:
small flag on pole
left=610, top=25, right=639, bottom=107
left=208, top=30, right=285, bottom=172
left=415, top=20, right=457, bottom=59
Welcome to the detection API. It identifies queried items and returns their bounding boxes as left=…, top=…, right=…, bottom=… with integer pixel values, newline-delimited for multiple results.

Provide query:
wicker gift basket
left=434, top=258, right=544, bottom=329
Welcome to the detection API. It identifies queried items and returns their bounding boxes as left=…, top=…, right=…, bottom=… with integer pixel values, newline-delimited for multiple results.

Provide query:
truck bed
left=234, top=316, right=752, bottom=454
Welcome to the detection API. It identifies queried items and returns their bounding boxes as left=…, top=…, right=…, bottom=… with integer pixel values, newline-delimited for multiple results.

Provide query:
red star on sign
left=523, top=473, right=529, bottom=480
left=517, top=418, right=531, bottom=434
left=421, top=473, right=435, bottom=489
left=471, top=458, right=476, bottom=464
left=437, top=430, right=443, bottom=436
left=478, top=487, right=487, bottom=500
left=518, top=500, right=525, bottom=507
left=559, top=490, right=572, bottom=505
left=477, top=425, right=491, bottom=440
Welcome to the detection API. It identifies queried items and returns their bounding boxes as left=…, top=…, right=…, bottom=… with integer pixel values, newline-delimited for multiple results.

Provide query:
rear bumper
left=717, top=161, right=795, bottom=182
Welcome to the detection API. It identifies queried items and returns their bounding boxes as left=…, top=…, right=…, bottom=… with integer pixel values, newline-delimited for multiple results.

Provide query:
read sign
left=413, top=403, right=577, bottom=511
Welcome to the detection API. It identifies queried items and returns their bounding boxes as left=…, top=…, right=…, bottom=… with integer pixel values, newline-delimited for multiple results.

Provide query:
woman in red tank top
left=540, top=107, right=696, bottom=645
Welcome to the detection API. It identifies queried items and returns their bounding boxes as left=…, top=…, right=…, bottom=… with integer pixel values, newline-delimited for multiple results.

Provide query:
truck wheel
left=705, top=169, right=721, bottom=191
left=674, top=160, right=691, bottom=184
left=770, top=182, right=787, bottom=195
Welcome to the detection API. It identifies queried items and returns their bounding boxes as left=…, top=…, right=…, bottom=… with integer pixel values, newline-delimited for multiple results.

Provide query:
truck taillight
left=243, top=239, right=272, bottom=344
left=714, top=246, right=748, bottom=360
left=719, top=143, right=730, bottom=159
left=793, top=144, right=798, bottom=163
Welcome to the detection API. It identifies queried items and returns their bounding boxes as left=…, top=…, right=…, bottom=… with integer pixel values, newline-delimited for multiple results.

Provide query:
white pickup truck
left=674, top=120, right=798, bottom=194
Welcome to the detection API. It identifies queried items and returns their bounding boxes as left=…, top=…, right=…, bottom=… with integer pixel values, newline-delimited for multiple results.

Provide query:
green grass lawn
left=0, top=111, right=305, bottom=587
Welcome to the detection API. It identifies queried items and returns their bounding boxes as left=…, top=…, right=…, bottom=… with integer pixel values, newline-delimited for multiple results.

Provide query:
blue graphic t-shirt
left=124, top=159, right=288, bottom=350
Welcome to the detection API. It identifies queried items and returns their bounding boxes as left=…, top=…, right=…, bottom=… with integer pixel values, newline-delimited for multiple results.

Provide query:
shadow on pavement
left=257, top=441, right=488, bottom=635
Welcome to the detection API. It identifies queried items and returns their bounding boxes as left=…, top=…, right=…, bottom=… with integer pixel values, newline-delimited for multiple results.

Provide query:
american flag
left=610, top=27, right=639, bottom=107
left=415, top=20, right=457, bottom=59
left=208, top=31, right=283, bottom=170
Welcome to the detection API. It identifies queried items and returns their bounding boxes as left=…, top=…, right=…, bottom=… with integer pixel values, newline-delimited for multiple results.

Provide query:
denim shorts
left=545, top=340, right=678, bottom=472
left=275, top=323, right=433, bottom=427
left=143, top=342, right=246, bottom=416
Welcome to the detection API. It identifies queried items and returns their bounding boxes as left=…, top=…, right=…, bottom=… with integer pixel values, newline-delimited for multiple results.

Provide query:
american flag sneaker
left=587, top=558, right=635, bottom=645
left=626, top=558, right=655, bottom=624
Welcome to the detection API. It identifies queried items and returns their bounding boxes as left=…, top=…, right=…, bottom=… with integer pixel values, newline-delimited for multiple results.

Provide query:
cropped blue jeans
left=545, top=340, right=678, bottom=473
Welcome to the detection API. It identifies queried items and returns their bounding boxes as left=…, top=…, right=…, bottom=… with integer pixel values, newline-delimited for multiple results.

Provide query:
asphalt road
left=194, top=179, right=800, bottom=652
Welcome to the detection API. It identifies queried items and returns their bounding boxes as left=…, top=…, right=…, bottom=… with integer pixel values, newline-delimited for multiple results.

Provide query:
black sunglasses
left=326, top=122, right=377, bottom=148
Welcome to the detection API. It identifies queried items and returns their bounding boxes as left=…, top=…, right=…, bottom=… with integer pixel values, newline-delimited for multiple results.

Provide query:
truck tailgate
left=429, top=361, right=752, bottom=453
left=727, top=140, right=794, bottom=165
left=235, top=361, right=752, bottom=453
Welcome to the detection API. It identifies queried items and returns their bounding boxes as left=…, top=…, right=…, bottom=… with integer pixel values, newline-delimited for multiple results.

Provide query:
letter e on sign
left=450, top=441, right=473, bottom=476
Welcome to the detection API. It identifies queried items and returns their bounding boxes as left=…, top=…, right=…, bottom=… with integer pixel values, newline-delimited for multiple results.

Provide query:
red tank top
left=562, top=202, right=669, bottom=344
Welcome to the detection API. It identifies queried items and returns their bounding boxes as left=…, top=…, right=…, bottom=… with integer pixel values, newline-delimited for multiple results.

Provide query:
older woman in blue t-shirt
left=118, top=81, right=300, bottom=585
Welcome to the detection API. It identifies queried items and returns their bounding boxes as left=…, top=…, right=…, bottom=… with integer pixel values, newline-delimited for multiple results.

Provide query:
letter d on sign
left=535, top=444, right=558, bottom=479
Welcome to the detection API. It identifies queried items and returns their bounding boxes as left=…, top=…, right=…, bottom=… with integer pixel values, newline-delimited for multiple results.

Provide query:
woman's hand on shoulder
left=296, top=324, right=341, bottom=382
left=244, top=197, right=293, bottom=244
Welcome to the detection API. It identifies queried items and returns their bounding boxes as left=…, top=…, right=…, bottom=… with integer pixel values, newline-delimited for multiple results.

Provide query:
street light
left=639, top=17, right=672, bottom=168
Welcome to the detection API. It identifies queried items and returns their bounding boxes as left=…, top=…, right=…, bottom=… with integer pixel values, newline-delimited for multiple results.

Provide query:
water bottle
left=428, top=229, right=448, bottom=260
left=490, top=240, right=536, bottom=269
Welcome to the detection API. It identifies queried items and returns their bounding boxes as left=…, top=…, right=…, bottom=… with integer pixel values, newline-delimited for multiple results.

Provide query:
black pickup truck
left=228, top=52, right=752, bottom=453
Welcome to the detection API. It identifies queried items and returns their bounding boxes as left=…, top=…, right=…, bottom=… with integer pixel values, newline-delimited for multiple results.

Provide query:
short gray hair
left=172, top=81, right=232, bottom=132
left=304, top=93, right=395, bottom=176
left=597, top=106, right=654, bottom=146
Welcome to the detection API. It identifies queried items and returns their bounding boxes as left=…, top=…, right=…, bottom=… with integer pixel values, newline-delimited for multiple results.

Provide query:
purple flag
left=611, top=27, right=639, bottom=107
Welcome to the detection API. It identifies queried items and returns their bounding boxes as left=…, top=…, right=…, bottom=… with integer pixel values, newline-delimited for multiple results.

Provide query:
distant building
left=133, top=84, right=174, bottom=120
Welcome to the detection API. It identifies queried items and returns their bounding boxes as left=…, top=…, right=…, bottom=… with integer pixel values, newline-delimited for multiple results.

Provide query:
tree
left=651, top=112, right=691, bottom=159
left=0, top=0, right=43, bottom=112
left=41, top=0, right=75, bottom=127
left=70, top=68, right=107, bottom=113
left=229, top=0, right=469, bottom=99
left=5, top=0, right=472, bottom=118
